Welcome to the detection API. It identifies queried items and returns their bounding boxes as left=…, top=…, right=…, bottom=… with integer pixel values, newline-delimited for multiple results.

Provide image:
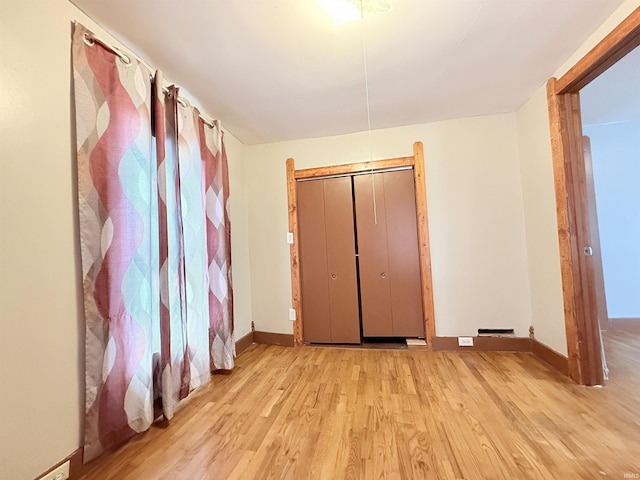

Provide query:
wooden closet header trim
left=296, top=166, right=412, bottom=182
left=294, top=156, right=414, bottom=179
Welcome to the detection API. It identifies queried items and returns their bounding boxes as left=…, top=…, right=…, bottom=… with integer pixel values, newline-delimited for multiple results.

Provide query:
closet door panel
left=297, top=180, right=332, bottom=343
left=384, top=170, right=424, bottom=337
left=354, top=174, right=393, bottom=336
left=323, top=178, right=361, bottom=343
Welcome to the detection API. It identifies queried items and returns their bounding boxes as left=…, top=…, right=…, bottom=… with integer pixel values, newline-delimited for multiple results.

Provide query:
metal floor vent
left=477, top=328, right=515, bottom=337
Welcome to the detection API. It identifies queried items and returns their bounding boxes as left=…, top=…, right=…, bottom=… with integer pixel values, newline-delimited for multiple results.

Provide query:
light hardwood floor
left=81, top=338, right=640, bottom=479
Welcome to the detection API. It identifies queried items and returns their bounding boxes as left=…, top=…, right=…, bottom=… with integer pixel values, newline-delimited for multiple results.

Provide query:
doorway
left=580, top=43, right=640, bottom=380
left=546, top=7, right=640, bottom=385
left=580, top=45, right=640, bottom=328
left=286, top=142, right=436, bottom=348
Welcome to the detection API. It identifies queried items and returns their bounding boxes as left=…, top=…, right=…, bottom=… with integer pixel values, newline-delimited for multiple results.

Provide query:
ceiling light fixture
left=318, top=0, right=391, bottom=25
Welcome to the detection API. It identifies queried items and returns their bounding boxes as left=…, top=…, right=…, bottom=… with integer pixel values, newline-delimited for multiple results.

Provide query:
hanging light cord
left=359, top=1, right=377, bottom=225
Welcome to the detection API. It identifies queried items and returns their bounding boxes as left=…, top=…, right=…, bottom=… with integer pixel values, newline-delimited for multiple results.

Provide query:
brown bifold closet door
left=354, top=170, right=424, bottom=337
left=297, top=177, right=360, bottom=343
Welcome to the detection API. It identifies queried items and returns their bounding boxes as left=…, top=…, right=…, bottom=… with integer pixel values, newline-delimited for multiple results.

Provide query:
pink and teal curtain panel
left=168, top=84, right=212, bottom=393
left=154, top=77, right=203, bottom=419
left=73, top=24, right=234, bottom=462
left=200, top=116, right=235, bottom=370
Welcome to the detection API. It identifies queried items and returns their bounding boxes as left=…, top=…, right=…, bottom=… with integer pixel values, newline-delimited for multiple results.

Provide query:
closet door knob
left=380, top=272, right=387, bottom=279
left=331, top=274, right=337, bottom=280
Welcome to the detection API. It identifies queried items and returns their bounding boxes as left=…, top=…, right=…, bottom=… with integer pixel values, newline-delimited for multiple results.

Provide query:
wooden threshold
left=606, top=318, right=640, bottom=332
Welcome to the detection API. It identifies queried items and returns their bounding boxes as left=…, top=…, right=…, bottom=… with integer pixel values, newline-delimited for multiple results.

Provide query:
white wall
left=514, top=0, right=640, bottom=355
left=245, top=115, right=533, bottom=338
left=0, top=2, right=252, bottom=479
left=516, top=88, right=567, bottom=354
left=583, top=120, right=640, bottom=318
left=224, top=133, right=254, bottom=340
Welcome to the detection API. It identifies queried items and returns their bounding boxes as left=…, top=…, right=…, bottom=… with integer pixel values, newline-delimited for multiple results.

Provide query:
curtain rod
left=160, top=86, right=217, bottom=129
left=81, top=27, right=220, bottom=130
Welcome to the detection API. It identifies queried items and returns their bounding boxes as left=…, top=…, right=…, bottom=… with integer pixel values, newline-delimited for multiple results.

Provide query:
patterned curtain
left=73, top=24, right=157, bottom=461
left=73, top=24, right=234, bottom=462
left=200, top=119, right=235, bottom=370
left=153, top=73, right=189, bottom=419
left=172, top=93, right=212, bottom=391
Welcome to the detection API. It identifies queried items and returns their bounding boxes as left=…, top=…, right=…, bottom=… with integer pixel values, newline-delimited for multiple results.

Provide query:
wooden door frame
left=546, top=7, right=640, bottom=384
left=286, top=141, right=436, bottom=347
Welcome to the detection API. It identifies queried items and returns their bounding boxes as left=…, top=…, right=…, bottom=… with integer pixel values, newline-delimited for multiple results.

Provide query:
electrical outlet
left=286, top=232, right=294, bottom=244
left=458, top=336, right=474, bottom=347
left=289, top=308, right=297, bottom=321
left=41, top=461, right=69, bottom=480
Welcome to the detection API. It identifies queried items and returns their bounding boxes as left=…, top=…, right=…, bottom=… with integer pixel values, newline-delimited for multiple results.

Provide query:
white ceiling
left=70, top=0, right=626, bottom=145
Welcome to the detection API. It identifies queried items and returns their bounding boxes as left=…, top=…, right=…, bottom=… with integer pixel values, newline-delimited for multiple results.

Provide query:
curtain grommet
left=83, top=32, right=95, bottom=46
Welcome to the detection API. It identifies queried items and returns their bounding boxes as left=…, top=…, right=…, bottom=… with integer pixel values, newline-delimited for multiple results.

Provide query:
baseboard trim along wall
left=235, top=331, right=255, bottom=355
left=253, top=331, right=295, bottom=347
left=432, top=336, right=531, bottom=352
left=249, top=333, right=569, bottom=376
left=236, top=330, right=297, bottom=348
left=248, top=333, right=569, bottom=377
left=36, top=448, right=83, bottom=480
left=531, top=339, right=570, bottom=376
left=433, top=336, right=569, bottom=376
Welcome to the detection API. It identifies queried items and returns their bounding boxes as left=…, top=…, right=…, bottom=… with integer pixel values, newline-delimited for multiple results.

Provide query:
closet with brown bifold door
left=297, top=166, right=425, bottom=344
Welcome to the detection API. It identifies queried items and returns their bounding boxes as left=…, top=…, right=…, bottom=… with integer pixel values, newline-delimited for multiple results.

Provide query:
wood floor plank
left=81, top=336, right=640, bottom=479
